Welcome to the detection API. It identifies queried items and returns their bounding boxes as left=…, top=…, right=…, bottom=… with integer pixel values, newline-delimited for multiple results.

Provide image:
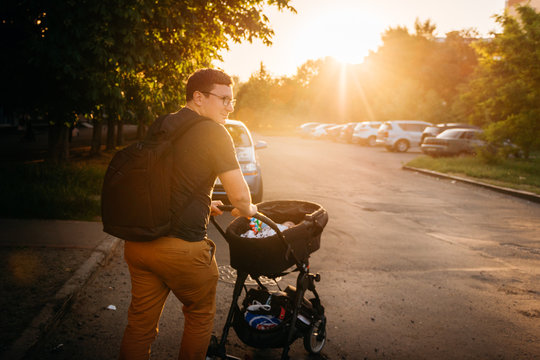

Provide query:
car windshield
left=437, top=129, right=466, bottom=139
left=225, top=124, right=251, bottom=147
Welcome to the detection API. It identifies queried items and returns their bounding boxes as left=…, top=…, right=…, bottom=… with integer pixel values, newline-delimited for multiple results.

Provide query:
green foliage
left=1, top=0, right=294, bottom=153
left=234, top=61, right=309, bottom=130
left=407, top=154, right=540, bottom=194
left=0, top=162, right=105, bottom=220
left=457, top=5, right=540, bottom=158
left=362, top=24, right=478, bottom=123
left=234, top=21, right=479, bottom=131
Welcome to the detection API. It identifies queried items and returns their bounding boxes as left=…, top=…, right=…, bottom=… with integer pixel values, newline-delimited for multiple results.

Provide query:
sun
left=292, top=9, right=383, bottom=65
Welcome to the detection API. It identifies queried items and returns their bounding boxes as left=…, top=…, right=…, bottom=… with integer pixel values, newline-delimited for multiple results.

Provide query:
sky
left=215, top=0, right=507, bottom=82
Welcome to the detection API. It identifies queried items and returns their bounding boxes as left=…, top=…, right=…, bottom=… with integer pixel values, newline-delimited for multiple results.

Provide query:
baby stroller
left=207, top=200, right=329, bottom=360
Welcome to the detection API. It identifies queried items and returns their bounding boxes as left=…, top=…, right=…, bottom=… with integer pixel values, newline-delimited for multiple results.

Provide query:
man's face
left=198, top=84, right=234, bottom=124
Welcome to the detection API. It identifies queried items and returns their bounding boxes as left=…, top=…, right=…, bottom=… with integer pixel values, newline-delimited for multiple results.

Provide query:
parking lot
left=34, top=133, right=540, bottom=359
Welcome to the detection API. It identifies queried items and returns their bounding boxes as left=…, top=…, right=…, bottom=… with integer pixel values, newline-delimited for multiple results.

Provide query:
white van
left=376, top=120, right=432, bottom=152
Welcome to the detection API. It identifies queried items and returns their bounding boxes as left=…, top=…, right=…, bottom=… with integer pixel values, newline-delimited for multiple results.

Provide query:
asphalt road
left=34, top=136, right=540, bottom=360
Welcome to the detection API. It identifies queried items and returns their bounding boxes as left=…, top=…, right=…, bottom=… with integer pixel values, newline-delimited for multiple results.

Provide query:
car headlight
left=240, top=162, right=257, bottom=174
left=236, top=147, right=254, bottom=162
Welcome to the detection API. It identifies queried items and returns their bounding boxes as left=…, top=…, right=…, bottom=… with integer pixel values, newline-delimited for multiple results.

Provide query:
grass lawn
left=406, top=154, right=540, bottom=195
left=2, top=147, right=539, bottom=221
left=0, top=151, right=112, bottom=221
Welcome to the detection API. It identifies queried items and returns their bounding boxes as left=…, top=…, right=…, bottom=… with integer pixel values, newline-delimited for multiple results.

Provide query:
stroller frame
left=207, top=208, right=327, bottom=360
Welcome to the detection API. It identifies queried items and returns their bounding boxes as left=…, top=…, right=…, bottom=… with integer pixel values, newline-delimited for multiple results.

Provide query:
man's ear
left=192, top=91, right=204, bottom=106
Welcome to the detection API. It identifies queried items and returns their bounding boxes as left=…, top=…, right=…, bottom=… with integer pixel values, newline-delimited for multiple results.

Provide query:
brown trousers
left=120, top=236, right=218, bottom=360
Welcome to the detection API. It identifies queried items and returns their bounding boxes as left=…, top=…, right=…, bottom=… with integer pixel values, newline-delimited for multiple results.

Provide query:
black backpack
left=101, top=110, right=208, bottom=242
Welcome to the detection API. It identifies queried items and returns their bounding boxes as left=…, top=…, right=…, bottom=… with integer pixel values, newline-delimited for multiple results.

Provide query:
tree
left=234, top=62, right=276, bottom=130
left=231, top=19, right=481, bottom=132
left=458, top=5, right=540, bottom=158
left=1, top=0, right=295, bottom=160
left=360, top=22, right=478, bottom=124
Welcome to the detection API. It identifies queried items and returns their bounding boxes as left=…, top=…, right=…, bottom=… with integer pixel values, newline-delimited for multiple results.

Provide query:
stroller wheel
left=303, top=317, right=326, bottom=354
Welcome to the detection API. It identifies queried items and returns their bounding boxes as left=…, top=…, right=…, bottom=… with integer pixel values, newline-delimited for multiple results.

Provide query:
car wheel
left=367, top=136, right=377, bottom=147
left=395, top=139, right=409, bottom=152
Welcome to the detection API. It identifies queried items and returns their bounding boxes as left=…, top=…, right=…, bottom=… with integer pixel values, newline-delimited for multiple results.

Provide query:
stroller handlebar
left=217, top=205, right=283, bottom=235
left=217, top=204, right=235, bottom=212
left=251, top=212, right=281, bottom=235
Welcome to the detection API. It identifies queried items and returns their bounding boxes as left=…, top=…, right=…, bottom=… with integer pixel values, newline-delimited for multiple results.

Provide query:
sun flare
left=292, top=9, right=384, bottom=65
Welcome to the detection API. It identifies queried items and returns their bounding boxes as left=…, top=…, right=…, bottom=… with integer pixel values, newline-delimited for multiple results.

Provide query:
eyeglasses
left=201, top=92, right=237, bottom=107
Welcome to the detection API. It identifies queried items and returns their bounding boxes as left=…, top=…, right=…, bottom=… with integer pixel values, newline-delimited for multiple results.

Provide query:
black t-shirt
left=167, top=108, right=239, bottom=241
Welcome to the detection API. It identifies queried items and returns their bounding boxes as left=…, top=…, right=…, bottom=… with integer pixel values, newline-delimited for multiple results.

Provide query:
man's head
left=186, top=68, right=235, bottom=124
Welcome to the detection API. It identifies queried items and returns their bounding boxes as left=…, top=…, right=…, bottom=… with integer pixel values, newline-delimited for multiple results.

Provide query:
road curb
left=403, top=166, right=540, bottom=204
left=2, top=235, right=121, bottom=360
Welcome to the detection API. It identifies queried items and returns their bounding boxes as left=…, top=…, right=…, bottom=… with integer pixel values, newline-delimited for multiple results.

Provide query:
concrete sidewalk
left=0, top=219, right=120, bottom=360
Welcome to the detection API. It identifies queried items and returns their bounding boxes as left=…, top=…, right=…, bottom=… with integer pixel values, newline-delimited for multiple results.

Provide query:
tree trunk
left=90, top=118, right=102, bottom=155
left=106, top=115, right=116, bottom=151
left=137, top=117, right=146, bottom=140
left=23, top=118, right=36, bottom=142
left=48, top=122, right=69, bottom=162
left=61, top=126, right=70, bottom=160
left=48, top=123, right=61, bottom=161
left=116, top=118, right=124, bottom=146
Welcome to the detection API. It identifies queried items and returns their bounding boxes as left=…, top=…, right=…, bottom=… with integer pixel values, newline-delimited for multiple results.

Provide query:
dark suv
left=421, top=123, right=480, bottom=144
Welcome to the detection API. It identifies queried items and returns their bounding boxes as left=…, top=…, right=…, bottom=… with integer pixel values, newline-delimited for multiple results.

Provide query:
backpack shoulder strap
left=144, top=114, right=169, bottom=142
left=166, top=110, right=212, bottom=144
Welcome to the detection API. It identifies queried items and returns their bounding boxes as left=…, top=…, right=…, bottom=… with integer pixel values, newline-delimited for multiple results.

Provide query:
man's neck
left=185, top=103, right=200, bottom=115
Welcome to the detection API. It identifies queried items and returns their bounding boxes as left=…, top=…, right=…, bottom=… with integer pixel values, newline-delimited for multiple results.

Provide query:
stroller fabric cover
left=225, top=200, right=328, bottom=276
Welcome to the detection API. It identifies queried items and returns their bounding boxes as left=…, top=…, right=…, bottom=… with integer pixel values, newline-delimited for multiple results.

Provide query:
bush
left=0, top=162, right=105, bottom=220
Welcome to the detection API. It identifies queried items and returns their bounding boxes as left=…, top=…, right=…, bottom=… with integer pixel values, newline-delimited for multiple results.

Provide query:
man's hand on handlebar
left=219, top=203, right=257, bottom=218
left=233, top=203, right=258, bottom=218
left=210, top=200, right=224, bottom=216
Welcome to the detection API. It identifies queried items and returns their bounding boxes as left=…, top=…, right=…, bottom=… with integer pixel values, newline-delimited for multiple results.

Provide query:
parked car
left=325, top=124, right=346, bottom=141
left=297, top=122, right=320, bottom=138
left=421, top=123, right=480, bottom=144
left=71, top=121, right=93, bottom=137
left=421, top=128, right=485, bottom=157
left=212, top=119, right=266, bottom=203
left=338, top=122, right=360, bottom=143
left=310, top=123, right=335, bottom=139
left=351, top=121, right=382, bottom=146
left=376, top=120, right=432, bottom=152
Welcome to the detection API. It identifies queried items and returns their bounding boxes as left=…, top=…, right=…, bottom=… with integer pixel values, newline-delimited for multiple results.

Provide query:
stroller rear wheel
left=303, top=317, right=326, bottom=354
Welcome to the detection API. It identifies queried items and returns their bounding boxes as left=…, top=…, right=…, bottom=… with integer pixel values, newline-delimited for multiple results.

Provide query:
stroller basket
left=225, top=200, right=328, bottom=276
left=232, top=304, right=295, bottom=349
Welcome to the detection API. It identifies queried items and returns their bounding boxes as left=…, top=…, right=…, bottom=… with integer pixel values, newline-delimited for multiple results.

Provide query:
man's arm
left=218, top=168, right=257, bottom=217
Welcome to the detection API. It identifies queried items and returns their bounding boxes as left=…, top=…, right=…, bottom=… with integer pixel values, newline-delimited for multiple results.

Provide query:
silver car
left=212, top=119, right=266, bottom=203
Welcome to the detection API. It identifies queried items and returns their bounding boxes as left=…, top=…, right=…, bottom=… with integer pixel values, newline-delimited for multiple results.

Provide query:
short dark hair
left=186, top=68, right=233, bottom=102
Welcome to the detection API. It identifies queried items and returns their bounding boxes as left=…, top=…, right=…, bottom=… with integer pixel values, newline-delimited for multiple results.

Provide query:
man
left=120, top=68, right=257, bottom=360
